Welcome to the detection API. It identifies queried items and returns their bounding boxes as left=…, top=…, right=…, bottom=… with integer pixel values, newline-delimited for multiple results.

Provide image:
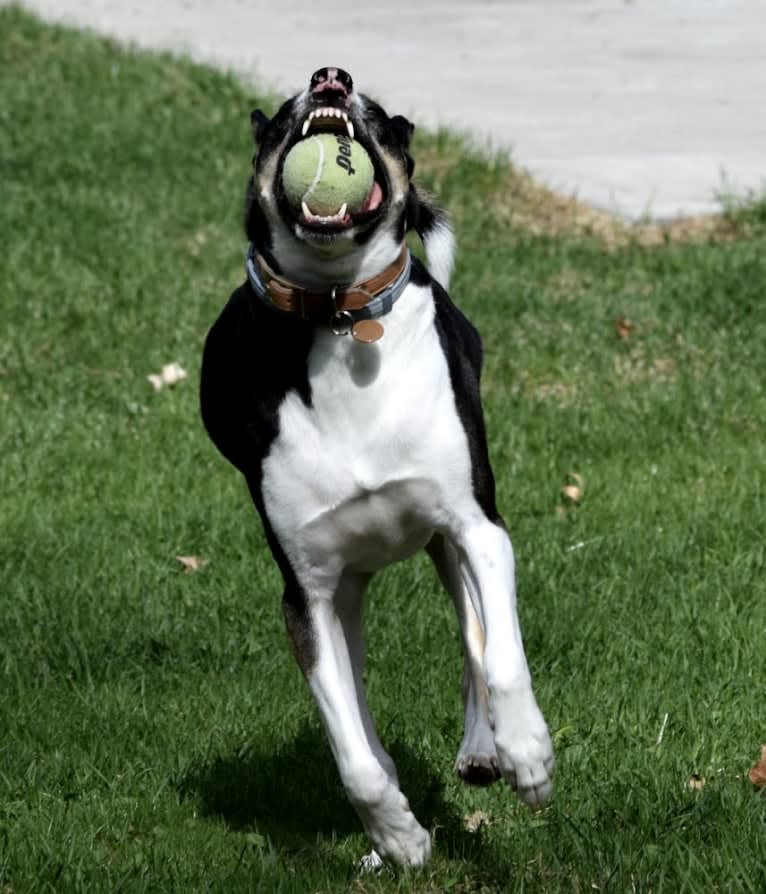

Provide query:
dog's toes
left=357, top=789, right=432, bottom=868
left=455, top=721, right=502, bottom=786
left=372, top=821, right=431, bottom=868
left=496, top=726, right=555, bottom=809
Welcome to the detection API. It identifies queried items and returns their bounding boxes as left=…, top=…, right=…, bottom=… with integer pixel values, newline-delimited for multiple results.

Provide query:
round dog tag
left=351, top=320, right=384, bottom=343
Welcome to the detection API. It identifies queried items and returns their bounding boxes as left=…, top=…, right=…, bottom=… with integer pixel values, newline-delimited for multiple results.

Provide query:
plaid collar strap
left=245, top=243, right=412, bottom=341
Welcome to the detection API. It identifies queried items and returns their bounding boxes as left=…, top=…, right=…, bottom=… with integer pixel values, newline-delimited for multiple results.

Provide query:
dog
left=200, top=67, right=554, bottom=867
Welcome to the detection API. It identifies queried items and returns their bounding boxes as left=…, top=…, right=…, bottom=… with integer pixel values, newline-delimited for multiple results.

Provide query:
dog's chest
left=260, top=283, right=472, bottom=572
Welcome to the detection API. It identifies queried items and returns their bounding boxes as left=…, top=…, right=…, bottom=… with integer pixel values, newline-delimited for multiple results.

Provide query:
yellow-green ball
left=282, top=133, right=374, bottom=216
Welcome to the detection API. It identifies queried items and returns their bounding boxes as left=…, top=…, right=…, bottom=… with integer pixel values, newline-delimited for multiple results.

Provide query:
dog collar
left=245, top=243, right=411, bottom=343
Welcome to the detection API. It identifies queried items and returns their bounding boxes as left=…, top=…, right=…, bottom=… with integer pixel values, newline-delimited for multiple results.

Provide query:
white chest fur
left=260, top=282, right=476, bottom=577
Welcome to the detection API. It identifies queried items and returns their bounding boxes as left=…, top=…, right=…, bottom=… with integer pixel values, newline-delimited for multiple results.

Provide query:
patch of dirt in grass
left=613, top=347, right=677, bottom=385
left=530, top=380, right=579, bottom=405
left=416, top=137, right=756, bottom=249
left=484, top=168, right=752, bottom=248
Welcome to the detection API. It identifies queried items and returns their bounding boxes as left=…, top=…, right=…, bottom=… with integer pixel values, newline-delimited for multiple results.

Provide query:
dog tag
left=351, top=320, right=384, bottom=343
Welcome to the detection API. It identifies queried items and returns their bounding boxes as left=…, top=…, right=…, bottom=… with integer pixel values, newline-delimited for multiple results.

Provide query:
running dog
left=200, top=67, right=554, bottom=867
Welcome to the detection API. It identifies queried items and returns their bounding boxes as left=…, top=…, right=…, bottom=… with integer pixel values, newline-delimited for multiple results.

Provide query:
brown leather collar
left=250, top=246, right=410, bottom=320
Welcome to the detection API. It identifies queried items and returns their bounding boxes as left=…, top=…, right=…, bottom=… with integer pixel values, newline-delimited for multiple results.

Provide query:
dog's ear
left=391, top=115, right=415, bottom=177
left=391, top=114, right=415, bottom=149
left=405, top=183, right=420, bottom=232
left=405, top=184, right=455, bottom=289
left=250, top=109, right=271, bottom=144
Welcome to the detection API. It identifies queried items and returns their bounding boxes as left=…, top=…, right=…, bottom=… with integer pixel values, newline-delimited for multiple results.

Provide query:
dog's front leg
left=283, top=572, right=431, bottom=867
left=428, top=534, right=500, bottom=785
left=455, top=520, right=555, bottom=808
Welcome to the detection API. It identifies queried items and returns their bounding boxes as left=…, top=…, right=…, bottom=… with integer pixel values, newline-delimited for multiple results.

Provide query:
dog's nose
left=310, top=67, right=353, bottom=97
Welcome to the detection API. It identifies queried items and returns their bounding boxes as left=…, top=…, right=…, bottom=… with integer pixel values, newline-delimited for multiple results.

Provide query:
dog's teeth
left=334, top=108, right=341, bottom=118
left=341, top=112, right=348, bottom=121
left=299, top=198, right=349, bottom=225
left=301, top=118, right=310, bottom=136
left=346, top=120, right=354, bottom=139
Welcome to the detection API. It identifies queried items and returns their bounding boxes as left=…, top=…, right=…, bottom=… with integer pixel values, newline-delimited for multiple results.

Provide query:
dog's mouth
left=275, top=82, right=388, bottom=237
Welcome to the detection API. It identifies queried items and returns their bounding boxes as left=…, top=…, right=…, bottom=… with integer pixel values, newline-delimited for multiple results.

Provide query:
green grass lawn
left=1, top=7, right=765, bottom=892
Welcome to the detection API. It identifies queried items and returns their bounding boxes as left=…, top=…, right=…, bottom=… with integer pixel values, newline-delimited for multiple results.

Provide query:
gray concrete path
left=10, top=0, right=766, bottom=219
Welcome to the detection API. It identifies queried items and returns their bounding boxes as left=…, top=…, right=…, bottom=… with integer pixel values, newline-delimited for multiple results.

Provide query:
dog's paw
left=455, top=708, right=502, bottom=786
left=373, top=819, right=431, bottom=868
left=493, top=692, right=555, bottom=808
left=357, top=792, right=432, bottom=867
left=496, top=727, right=555, bottom=808
left=456, top=751, right=502, bottom=786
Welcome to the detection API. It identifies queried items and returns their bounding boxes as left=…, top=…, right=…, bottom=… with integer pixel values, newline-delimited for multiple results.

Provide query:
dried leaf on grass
left=687, top=773, right=706, bottom=791
left=749, top=745, right=766, bottom=787
left=148, top=362, right=187, bottom=391
left=561, top=472, right=585, bottom=504
left=175, top=555, right=209, bottom=573
left=463, top=810, right=491, bottom=833
left=615, top=316, right=636, bottom=339
left=187, top=229, right=209, bottom=256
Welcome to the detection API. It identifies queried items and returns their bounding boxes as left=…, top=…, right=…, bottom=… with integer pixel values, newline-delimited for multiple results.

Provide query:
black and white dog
left=200, top=67, right=553, bottom=867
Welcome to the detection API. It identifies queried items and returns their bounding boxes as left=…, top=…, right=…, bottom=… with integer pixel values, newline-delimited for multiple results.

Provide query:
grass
left=1, top=6, right=765, bottom=891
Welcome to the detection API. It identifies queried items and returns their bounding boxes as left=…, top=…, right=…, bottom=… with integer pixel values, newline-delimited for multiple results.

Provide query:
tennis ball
left=282, top=133, right=374, bottom=217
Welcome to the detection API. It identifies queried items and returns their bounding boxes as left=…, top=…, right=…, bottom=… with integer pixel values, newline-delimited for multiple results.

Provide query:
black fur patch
left=200, top=281, right=313, bottom=475
left=412, top=257, right=501, bottom=523
left=407, top=187, right=450, bottom=244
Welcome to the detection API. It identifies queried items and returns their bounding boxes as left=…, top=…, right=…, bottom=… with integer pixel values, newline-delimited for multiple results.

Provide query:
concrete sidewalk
left=11, top=0, right=766, bottom=219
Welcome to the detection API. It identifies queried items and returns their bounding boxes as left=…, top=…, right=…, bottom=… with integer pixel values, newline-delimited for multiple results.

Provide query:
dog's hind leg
left=283, top=570, right=431, bottom=867
left=428, top=535, right=500, bottom=785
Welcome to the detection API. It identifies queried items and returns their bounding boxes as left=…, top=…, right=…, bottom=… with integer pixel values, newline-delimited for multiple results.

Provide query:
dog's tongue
left=359, top=180, right=384, bottom=215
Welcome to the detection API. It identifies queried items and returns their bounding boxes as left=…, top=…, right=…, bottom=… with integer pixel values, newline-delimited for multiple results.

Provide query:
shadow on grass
left=178, top=723, right=505, bottom=876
